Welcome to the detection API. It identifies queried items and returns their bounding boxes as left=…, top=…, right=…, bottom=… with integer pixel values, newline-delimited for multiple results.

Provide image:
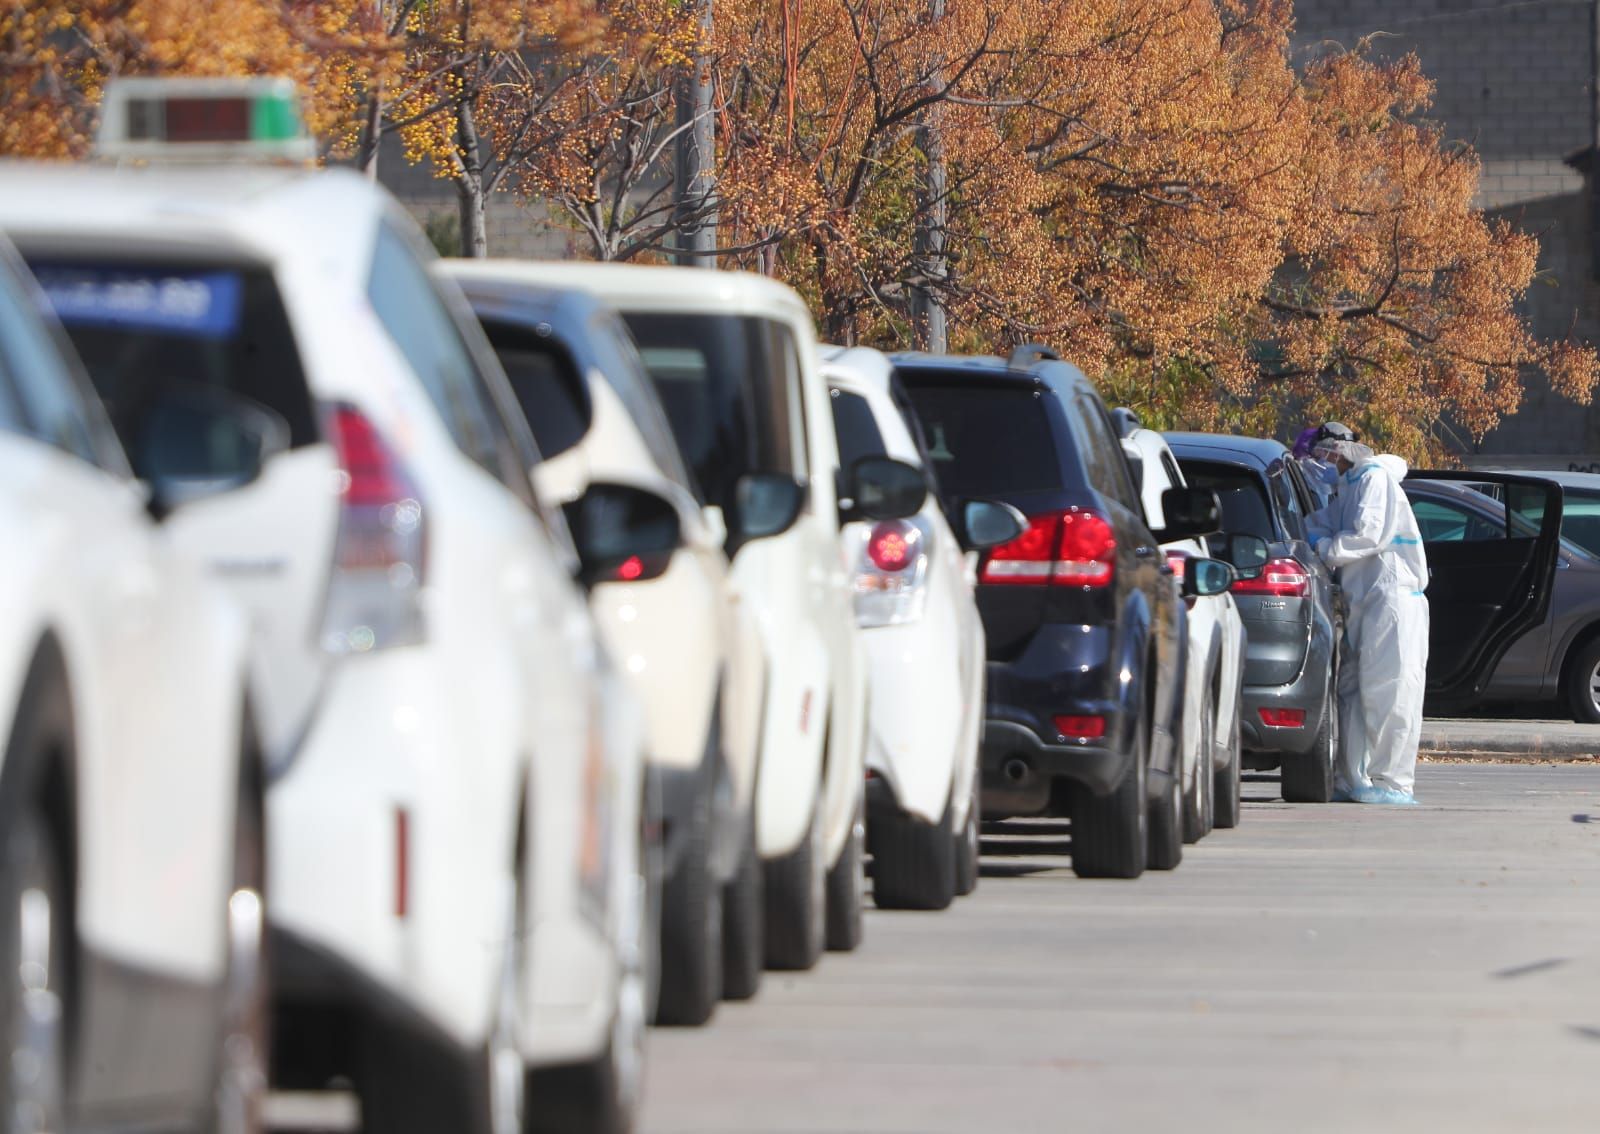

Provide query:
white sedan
left=821, top=347, right=1023, bottom=908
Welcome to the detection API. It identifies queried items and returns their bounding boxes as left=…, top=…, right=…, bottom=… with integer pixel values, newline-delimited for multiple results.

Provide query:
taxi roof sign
left=94, top=77, right=316, bottom=163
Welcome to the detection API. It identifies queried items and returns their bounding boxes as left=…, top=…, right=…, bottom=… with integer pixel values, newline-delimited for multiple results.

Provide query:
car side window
left=0, top=267, right=112, bottom=466
left=768, top=321, right=809, bottom=480
left=829, top=388, right=887, bottom=467
left=588, top=312, right=699, bottom=496
left=1272, top=461, right=1308, bottom=540
left=367, top=225, right=534, bottom=501
left=1078, top=394, right=1141, bottom=514
left=1410, top=497, right=1503, bottom=543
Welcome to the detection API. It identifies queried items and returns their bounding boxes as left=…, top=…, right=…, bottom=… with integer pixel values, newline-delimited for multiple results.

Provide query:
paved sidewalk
left=1422, top=717, right=1600, bottom=759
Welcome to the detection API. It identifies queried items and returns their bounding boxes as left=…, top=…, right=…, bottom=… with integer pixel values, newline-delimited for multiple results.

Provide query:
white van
left=489, top=264, right=927, bottom=969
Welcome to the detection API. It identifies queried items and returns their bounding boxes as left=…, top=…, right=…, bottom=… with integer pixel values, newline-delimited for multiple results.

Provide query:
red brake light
left=980, top=509, right=1116, bottom=588
left=1053, top=714, right=1107, bottom=740
left=1232, top=557, right=1310, bottom=598
left=1259, top=707, right=1306, bottom=728
left=867, top=521, right=918, bottom=572
left=331, top=405, right=411, bottom=508
left=1165, top=550, right=1188, bottom=579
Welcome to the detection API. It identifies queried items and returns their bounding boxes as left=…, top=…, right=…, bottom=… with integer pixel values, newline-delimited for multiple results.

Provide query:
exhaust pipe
left=1002, top=758, right=1030, bottom=784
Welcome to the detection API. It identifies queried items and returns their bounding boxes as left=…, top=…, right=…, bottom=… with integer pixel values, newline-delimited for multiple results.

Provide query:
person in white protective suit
left=1305, top=438, right=1430, bottom=805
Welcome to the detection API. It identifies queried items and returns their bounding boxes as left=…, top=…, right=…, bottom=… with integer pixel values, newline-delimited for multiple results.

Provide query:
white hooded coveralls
left=1306, top=454, right=1430, bottom=795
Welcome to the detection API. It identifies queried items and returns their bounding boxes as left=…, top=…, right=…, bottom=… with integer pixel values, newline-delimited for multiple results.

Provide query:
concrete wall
left=1293, top=0, right=1600, bottom=462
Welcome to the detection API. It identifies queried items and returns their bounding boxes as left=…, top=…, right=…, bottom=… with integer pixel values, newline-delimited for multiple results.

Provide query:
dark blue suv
left=894, top=348, right=1223, bottom=878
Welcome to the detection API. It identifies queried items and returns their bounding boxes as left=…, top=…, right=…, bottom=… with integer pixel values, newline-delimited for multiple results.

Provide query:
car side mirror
left=1182, top=557, right=1237, bottom=599
left=1153, top=486, right=1220, bottom=542
left=136, top=386, right=289, bottom=521
left=564, top=481, right=682, bottom=588
left=842, top=456, right=926, bottom=523
left=1210, top=532, right=1269, bottom=580
left=958, top=498, right=1027, bottom=551
left=731, top=472, right=807, bottom=546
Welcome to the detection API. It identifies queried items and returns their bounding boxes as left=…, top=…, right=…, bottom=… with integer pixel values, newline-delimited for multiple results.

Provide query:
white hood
left=1372, top=454, right=1409, bottom=481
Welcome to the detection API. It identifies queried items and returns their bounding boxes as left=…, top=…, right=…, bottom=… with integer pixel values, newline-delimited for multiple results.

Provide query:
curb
left=1420, top=730, right=1600, bottom=761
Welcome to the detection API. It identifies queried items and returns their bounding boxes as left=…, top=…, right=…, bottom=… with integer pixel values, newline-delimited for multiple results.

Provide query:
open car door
left=1405, top=471, right=1563, bottom=707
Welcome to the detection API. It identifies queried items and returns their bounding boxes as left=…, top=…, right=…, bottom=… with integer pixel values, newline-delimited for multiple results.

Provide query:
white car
left=472, top=263, right=927, bottom=970
left=0, top=77, right=664, bottom=1134
left=441, top=265, right=769, bottom=1031
left=1121, top=425, right=1249, bottom=831
left=0, top=239, right=266, bottom=1131
left=820, top=347, right=1022, bottom=909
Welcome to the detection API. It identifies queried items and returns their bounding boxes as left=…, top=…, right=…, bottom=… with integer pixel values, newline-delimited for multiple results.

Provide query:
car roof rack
left=1007, top=343, right=1060, bottom=370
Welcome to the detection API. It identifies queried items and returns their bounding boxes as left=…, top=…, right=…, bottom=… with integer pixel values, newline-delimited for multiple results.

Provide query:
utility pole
left=911, top=0, right=948, bottom=351
left=674, top=0, right=717, bottom=267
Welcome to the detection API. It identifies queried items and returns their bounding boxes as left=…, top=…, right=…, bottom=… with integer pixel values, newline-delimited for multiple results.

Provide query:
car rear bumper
left=1239, top=627, right=1336, bottom=758
left=978, top=719, right=1128, bottom=817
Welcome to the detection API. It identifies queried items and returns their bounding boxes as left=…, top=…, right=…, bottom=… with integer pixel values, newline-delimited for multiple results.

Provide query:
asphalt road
left=638, top=762, right=1600, bottom=1134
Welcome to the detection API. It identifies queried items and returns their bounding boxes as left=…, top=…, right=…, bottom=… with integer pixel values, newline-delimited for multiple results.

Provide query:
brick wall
left=1293, top=0, right=1600, bottom=460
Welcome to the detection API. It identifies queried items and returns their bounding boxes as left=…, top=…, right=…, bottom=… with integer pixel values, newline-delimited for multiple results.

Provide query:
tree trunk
left=673, top=0, right=717, bottom=267
left=912, top=0, right=948, bottom=351
left=455, top=98, right=489, bottom=258
left=357, top=88, right=383, bottom=180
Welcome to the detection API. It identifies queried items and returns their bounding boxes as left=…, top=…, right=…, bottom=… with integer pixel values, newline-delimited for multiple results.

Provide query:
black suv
left=893, top=348, right=1223, bottom=879
left=1164, top=434, right=1342, bottom=801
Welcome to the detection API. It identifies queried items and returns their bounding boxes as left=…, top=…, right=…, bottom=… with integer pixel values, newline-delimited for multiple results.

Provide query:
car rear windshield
left=1560, top=487, right=1600, bottom=558
left=1176, top=458, right=1279, bottom=541
left=27, top=259, right=318, bottom=469
left=623, top=312, right=800, bottom=512
left=899, top=383, right=1062, bottom=498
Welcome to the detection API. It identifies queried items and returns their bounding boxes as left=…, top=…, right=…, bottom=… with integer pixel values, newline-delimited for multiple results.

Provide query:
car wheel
left=1146, top=758, right=1184, bottom=871
left=719, top=814, right=763, bottom=1001
left=524, top=799, right=650, bottom=1134
left=0, top=807, right=66, bottom=1134
left=824, top=791, right=865, bottom=951
left=763, top=799, right=825, bottom=971
left=1565, top=637, right=1600, bottom=724
left=209, top=759, right=267, bottom=1134
left=953, top=766, right=980, bottom=897
left=655, top=776, right=721, bottom=1026
left=1071, top=709, right=1149, bottom=879
left=872, top=795, right=956, bottom=911
left=1212, top=678, right=1243, bottom=830
left=1182, top=692, right=1217, bottom=845
left=1280, top=693, right=1336, bottom=803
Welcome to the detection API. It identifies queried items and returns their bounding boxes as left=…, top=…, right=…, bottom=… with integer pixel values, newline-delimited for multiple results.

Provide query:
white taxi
left=0, top=237, right=266, bottom=1132
left=0, top=78, right=662, bottom=1134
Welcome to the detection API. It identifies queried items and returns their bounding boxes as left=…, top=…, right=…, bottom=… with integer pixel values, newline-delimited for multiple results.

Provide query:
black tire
left=655, top=780, right=721, bottom=1026
left=824, top=792, right=865, bottom=951
left=1213, top=679, right=1244, bottom=830
left=1281, top=696, right=1336, bottom=803
left=209, top=752, right=268, bottom=1134
left=762, top=803, right=824, bottom=972
left=0, top=808, right=66, bottom=1134
left=1182, top=692, right=1216, bottom=845
left=872, top=787, right=957, bottom=910
left=953, top=766, right=980, bottom=897
left=1071, top=710, right=1149, bottom=880
left=1147, top=759, right=1184, bottom=871
left=0, top=655, right=71, bottom=1134
left=719, top=815, right=763, bottom=1002
left=1565, top=637, right=1600, bottom=724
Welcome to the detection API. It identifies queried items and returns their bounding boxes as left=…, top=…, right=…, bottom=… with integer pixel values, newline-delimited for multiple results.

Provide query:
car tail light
left=320, top=404, right=427, bottom=653
left=1259, top=707, right=1306, bottom=728
left=1165, top=549, right=1188, bottom=579
left=1232, top=557, right=1310, bottom=598
left=1052, top=714, right=1106, bottom=740
left=852, top=517, right=932, bottom=627
left=980, top=509, right=1116, bottom=588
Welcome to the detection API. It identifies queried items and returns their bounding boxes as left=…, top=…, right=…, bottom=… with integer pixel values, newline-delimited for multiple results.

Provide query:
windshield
left=1175, top=459, right=1280, bottom=542
left=28, top=259, right=318, bottom=474
left=623, top=312, right=800, bottom=512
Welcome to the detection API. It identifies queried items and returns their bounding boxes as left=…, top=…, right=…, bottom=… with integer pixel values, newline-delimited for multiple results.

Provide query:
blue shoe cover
left=1371, top=786, right=1418, bottom=806
left=1332, top=784, right=1360, bottom=803
left=1347, top=784, right=1387, bottom=805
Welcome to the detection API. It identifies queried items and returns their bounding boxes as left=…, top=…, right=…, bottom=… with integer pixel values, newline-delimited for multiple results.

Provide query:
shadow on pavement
left=979, top=861, right=1060, bottom=879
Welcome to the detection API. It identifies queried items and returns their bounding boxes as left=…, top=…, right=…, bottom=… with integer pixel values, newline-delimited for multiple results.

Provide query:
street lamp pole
left=674, top=0, right=717, bottom=267
left=911, top=0, right=948, bottom=351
